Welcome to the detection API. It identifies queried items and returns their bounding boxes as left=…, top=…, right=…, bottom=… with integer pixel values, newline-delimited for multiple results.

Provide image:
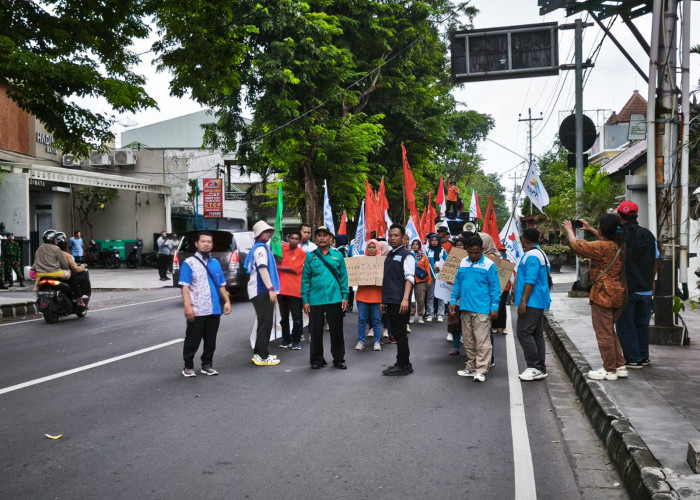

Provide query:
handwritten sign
left=486, top=255, right=516, bottom=292
left=434, top=279, right=453, bottom=303
left=345, top=256, right=385, bottom=286
left=436, top=248, right=468, bottom=284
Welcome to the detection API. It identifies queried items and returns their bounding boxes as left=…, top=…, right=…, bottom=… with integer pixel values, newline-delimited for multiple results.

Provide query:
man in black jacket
left=615, top=201, right=658, bottom=368
left=381, top=224, right=415, bottom=376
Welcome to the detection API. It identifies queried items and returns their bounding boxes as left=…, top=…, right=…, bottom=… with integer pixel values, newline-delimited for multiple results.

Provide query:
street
left=0, top=288, right=626, bottom=499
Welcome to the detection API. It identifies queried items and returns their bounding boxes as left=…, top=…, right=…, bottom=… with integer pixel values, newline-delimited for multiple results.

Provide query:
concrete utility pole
left=518, top=108, right=542, bottom=216
left=509, top=172, right=523, bottom=214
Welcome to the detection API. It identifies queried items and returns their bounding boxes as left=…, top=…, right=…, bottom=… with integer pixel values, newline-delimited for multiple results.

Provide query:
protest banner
left=486, top=255, right=516, bottom=292
left=436, top=248, right=468, bottom=284
left=345, top=256, right=385, bottom=286
left=434, top=279, right=453, bottom=303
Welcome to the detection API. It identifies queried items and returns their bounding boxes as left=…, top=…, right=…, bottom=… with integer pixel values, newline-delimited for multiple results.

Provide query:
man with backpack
left=514, top=228, right=552, bottom=381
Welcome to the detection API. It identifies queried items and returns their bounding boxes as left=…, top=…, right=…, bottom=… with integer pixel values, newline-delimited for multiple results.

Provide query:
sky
left=111, top=1, right=700, bottom=202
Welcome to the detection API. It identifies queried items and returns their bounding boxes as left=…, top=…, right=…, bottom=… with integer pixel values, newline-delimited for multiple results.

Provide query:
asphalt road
left=0, top=289, right=626, bottom=499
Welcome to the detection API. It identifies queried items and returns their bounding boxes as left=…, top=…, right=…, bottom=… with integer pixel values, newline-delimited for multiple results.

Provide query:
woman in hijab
left=425, top=233, right=448, bottom=322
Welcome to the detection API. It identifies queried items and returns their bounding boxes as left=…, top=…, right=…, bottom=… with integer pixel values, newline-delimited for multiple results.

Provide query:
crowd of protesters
left=178, top=200, right=658, bottom=385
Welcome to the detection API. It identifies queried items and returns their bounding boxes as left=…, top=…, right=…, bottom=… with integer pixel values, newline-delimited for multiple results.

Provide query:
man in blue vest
left=381, top=223, right=416, bottom=376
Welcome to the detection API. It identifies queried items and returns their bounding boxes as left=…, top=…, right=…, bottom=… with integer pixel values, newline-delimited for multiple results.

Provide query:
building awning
left=1, top=162, right=172, bottom=195
left=599, top=140, right=647, bottom=177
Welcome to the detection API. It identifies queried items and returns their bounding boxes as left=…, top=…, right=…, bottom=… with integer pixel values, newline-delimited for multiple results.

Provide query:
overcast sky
left=113, top=0, right=700, bottom=198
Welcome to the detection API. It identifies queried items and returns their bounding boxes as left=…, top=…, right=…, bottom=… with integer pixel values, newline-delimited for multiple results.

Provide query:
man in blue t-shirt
left=178, top=231, right=231, bottom=377
left=514, top=228, right=552, bottom=382
left=68, top=231, right=84, bottom=264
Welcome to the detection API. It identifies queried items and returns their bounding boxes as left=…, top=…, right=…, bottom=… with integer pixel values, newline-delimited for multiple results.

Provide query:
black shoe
left=641, top=358, right=650, bottom=366
left=382, top=364, right=413, bottom=376
left=18, top=282, right=25, bottom=287
left=0, top=285, right=7, bottom=290
left=625, top=361, right=644, bottom=369
left=333, top=362, right=347, bottom=370
left=311, top=363, right=325, bottom=370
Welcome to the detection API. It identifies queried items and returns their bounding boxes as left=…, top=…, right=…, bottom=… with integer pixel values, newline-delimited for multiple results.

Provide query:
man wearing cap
left=301, top=226, right=349, bottom=370
left=614, top=201, right=658, bottom=368
left=437, top=226, right=453, bottom=254
left=245, top=221, right=282, bottom=366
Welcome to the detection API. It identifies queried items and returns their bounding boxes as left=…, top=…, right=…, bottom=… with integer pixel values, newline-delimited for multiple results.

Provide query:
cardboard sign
left=486, top=254, right=516, bottom=292
left=436, top=248, right=468, bottom=284
left=345, top=256, right=385, bottom=287
left=434, top=279, right=453, bottom=303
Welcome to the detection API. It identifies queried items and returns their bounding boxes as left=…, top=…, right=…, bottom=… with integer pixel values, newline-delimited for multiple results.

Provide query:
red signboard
left=202, top=178, right=223, bottom=218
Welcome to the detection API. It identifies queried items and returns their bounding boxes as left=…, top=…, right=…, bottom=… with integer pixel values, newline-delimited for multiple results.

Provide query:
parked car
left=172, top=230, right=255, bottom=297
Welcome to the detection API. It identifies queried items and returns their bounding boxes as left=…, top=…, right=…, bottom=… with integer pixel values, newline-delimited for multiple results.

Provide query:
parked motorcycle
left=36, top=277, right=89, bottom=323
left=126, top=239, right=143, bottom=269
left=84, top=239, right=121, bottom=269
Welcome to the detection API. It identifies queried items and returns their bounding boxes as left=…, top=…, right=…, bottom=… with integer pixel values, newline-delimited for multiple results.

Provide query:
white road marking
left=0, top=338, right=184, bottom=396
left=0, top=295, right=180, bottom=328
left=506, top=309, right=537, bottom=500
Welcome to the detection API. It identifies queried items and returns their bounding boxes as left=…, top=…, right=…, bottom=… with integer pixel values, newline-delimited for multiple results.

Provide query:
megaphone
left=463, top=221, right=477, bottom=233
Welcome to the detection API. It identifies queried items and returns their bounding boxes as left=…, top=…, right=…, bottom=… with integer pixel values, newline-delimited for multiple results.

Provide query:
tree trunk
left=304, top=160, right=320, bottom=228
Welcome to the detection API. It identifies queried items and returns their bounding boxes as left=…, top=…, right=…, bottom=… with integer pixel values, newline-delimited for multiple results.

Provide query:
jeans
left=357, top=301, right=382, bottom=342
left=252, top=292, right=274, bottom=359
left=615, top=293, right=652, bottom=363
left=183, top=314, right=220, bottom=369
left=386, top=303, right=410, bottom=367
left=278, top=294, right=303, bottom=344
left=452, top=330, right=462, bottom=350
left=426, top=280, right=445, bottom=318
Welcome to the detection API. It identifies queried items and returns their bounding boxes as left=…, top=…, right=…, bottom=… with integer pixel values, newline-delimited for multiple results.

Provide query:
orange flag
left=483, top=196, right=504, bottom=251
left=378, top=178, right=389, bottom=237
left=402, top=144, right=417, bottom=217
left=338, top=211, right=347, bottom=235
left=365, top=180, right=377, bottom=238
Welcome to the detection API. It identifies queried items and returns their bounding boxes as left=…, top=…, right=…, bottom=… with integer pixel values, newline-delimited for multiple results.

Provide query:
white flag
left=323, top=180, right=336, bottom=235
left=523, top=165, right=550, bottom=212
left=499, top=215, right=524, bottom=263
left=405, top=216, right=420, bottom=244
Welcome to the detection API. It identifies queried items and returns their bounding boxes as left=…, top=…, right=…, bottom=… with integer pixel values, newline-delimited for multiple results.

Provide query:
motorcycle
left=84, top=239, right=121, bottom=269
left=36, top=277, right=89, bottom=323
left=126, top=239, right=143, bottom=269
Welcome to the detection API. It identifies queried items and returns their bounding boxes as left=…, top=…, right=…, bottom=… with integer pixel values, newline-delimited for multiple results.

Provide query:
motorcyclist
left=56, top=232, right=91, bottom=306
left=33, top=229, right=70, bottom=282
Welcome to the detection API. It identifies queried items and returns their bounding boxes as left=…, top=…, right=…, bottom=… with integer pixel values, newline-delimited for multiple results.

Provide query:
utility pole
left=518, top=108, right=542, bottom=215
left=509, top=172, right=523, bottom=214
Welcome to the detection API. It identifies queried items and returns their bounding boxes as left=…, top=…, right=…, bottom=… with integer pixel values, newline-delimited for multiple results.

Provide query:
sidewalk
left=0, top=267, right=172, bottom=320
left=546, top=266, right=700, bottom=498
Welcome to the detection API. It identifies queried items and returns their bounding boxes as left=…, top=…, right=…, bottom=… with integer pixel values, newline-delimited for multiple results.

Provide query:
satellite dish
left=117, top=117, right=139, bottom=128
left=463, top=221, right=477, bottom=233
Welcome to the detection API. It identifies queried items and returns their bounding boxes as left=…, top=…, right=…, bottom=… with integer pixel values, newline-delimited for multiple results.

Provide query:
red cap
left=616, top=201, right=638, bottom=215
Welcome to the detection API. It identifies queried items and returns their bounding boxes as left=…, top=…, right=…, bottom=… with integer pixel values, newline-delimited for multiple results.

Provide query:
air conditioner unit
left=89, top=151, right=111, bottom=166
left=62, top=154, right=80, bottom=167
left=113, top=149, right=137, bottom=166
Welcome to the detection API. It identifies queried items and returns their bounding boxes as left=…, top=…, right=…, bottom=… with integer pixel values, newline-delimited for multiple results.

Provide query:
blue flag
left=323, top=180, right=335, bottom=235
left=405, top=216, right=420, bottom=244
left=352, top=200, right=366, bottom=256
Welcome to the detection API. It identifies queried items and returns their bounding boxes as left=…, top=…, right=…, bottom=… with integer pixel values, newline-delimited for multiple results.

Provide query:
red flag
left=436, top=176, right=444, bottom=205
left=338, top=211, right=347, bottom=235
left=421, top=192, right=436, bottom=237
left=483, top=196, right=504, bottom=251
left=365, top=180, right=377, bottom=238
left=377, top=178, right=389, bottom=237
left=402, top=144, right=417, bottom=216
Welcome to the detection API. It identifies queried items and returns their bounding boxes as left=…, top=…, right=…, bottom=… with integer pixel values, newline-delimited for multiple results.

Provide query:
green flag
left=271, top=184, right=284, bottom=259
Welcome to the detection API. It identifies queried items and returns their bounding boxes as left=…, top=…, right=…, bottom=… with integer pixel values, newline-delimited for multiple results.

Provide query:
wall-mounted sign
left=35, top=132, right=58, bottom=154
left=628, top=114, right=647, bottom=141
left=202, top=178, right=223, bottom=218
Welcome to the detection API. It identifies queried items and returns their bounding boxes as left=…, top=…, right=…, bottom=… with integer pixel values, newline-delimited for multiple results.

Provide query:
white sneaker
left=425, top=316, right=433, bottom=323
left=457, top=369, right=475, bottom=377
left=616, top=367, right=629, bottom=378
left=437, top=315, right=444, bottom=323
left=409, top=316, right=415, bottom=324
left=446, top=333, right=453, bottom=342
left=355, top=341, right=365, bottom=351
left=373, top=341, right=381, bottom=351
left=587, top=368, right=617, bottom=380
left=473, top=373, right=486, bottom=383
left=518, top=367, right=547, bottom=381
left=252, top=354, right=280, bottom=366
left=418, top=317, right=425, bottom=324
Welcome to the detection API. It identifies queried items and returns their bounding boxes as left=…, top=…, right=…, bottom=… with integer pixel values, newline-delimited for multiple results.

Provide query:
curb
left=543, top=311, right=681, bottom=500
left=0, top=300, right=39, bottom=321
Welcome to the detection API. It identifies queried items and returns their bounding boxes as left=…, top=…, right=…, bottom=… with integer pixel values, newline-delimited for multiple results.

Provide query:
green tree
left=0, top=0, right=157, bottom=156
left=73, top=186, right=118, bottom=239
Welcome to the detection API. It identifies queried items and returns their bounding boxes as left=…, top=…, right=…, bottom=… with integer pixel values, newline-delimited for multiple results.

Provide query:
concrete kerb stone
left=0, top=300, right=39, bottom=321
left=543, top=311, right=679, bottom=499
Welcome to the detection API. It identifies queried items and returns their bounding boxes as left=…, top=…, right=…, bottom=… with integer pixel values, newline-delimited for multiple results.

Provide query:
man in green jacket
left=302, top=226, right=349, bottom=370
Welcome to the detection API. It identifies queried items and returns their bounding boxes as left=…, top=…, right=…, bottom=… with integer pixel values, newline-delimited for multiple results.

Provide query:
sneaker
left=279, top=342, right=291, bottom=349
left=473, top=373, right=486, bottom=383
left=490, top=360, right=496, bottom=368
left=389, top=337, right=397, bottom=344
left=616, top=367, right=628, bottom=378
left=448, top=349, right=459, bottom=355
left=252, top=354, right=280, bottom=366
left=355, top=341, right=365, bottom=351
left=641, top=358, right=651, bottom=366
left=201, top=365, right=218, bottom=376
left=409, top=317, right=415, bottom=324
left=518, top=367, right=547, bottom=381
left=457, top=368, right=475, bottom=377
left=502, top=330, right=508, bottom=335
left=367, top=331, right=374, bottom=338
left=446, top=333, right=453, bottom=342
left=406, top=325, right=411, bottom=333
left=382, top=364, right=413, bottom=376
left=382, top=329, right=389, bottom=338
left=373, top=341, right=381, bottom=351
left=425, top=316, right=433, bottom=323
left=292, top=343, right=302, bottom=350
left=587, top=368, right=618, bottom=380
left=625, top=361, right=644, bottom=369
left=437, top=315, right=444, bottom=323
left=418, top=317, right=425, bottom=324
left=182, top=368, right=196, bottom=377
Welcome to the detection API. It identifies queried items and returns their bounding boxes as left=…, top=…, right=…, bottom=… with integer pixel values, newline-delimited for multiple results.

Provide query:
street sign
left=628, top=114, right=647, bottom=140
left=451, top=22, right=558, bottom=83
left=558, top=113, right=597, bottom=153
left=202, top=178, right=223, bottom=218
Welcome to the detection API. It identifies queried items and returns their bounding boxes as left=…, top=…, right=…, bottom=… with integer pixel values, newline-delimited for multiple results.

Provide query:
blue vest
left=382, top=246, right=411, bottom=304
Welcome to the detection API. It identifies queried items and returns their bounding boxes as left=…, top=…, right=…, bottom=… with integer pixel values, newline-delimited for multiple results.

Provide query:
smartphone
left=570, top=219, right=584, bottom=229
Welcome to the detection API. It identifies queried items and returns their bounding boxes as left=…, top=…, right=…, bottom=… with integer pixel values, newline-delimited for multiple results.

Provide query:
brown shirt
left=33, top=244, right=69, bottom=273
left=571, top=239, right=626, bottom=309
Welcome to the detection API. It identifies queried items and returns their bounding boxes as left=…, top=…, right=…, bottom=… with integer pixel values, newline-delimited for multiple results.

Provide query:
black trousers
left=158, top=253, right=170, bottom=279
left=309, top=303, right=345, bottom=366
left=183, top=314, right=221, bottom=369
left=278, top=294, right=302, bottom=343
left=492, top=291, right=509, bottom=329
left=252, top=293, right=274, bottom=359
left=386, top=303, right=410, bottom=367
left=516, top=306, right=546, bottom=372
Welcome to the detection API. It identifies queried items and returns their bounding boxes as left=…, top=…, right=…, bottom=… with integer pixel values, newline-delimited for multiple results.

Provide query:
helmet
left=56, top=232, right=66, bottom=243
left=43, top=229, right=58, bottom=244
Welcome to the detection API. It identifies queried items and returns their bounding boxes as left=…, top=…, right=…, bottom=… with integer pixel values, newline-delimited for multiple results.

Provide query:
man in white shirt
left=299, top=223, right=317, bottom=253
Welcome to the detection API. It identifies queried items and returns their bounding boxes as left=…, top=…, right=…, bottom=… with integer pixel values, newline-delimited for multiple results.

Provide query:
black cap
left=315, top=225, right=334, bottom=237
